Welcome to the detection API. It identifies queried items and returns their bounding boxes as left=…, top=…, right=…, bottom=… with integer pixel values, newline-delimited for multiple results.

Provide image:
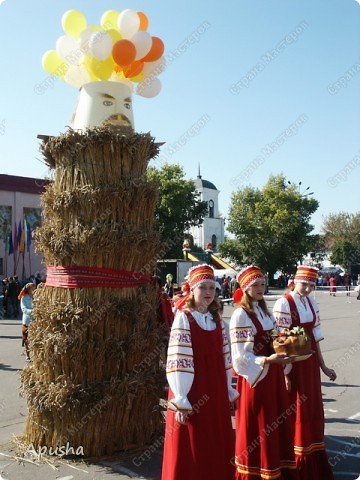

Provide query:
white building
left=189, top=169, right=225, bottom=250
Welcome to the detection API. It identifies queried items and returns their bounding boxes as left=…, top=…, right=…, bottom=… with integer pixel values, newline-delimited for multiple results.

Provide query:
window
left=211, top=234, right=217, bottom=247
left=209, top=200, right=214, bottom=218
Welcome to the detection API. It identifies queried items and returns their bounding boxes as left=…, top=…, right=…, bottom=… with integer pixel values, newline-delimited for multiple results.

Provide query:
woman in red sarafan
left=161, top=264, right=239, bottom=480
left=230, top=266, right=299, bottom=480
left=273, top=265, right=336, bottom=480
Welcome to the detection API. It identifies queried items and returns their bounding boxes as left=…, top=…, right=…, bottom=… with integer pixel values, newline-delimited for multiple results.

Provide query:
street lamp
left=287, top=180, right=314, bottom=197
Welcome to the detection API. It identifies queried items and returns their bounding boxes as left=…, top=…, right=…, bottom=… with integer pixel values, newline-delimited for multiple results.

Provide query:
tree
left=147, top=164, right=208, bottom=258
left=221, top=174, right=319, bottom=282
left=321, top=212, right=360, bottom=249
left=330, top=240, right=360, bottom=270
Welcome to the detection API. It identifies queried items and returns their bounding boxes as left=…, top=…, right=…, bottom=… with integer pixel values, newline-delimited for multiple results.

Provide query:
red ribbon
left=45, top=266, right=154, bottom=289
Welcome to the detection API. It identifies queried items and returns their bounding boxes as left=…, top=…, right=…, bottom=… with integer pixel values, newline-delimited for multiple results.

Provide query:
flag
left=13, top=222, right=18, bottom=252
left=25, top=219, right=32, bottom=252
left=19, top=221, right=25, bottom=254
left=8, top=231, right=13, bottom=255
left=17, top=220, right=22, bottom=248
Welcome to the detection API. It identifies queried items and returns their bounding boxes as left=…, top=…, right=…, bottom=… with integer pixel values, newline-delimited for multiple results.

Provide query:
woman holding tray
left=230, top=266, right=299, bottom=480
left=273, top=265, right=336, bottom=480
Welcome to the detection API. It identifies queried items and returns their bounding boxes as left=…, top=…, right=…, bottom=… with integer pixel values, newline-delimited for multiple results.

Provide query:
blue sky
left=0, top=0, right=359, bottom=234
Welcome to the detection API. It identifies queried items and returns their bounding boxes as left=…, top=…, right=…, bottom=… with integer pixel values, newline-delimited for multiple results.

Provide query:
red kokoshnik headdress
left=294, top=265, right=318, bottom=285
left=188, top=264, right=216, bottom=289
left=237, top=266, right=265, bottom=291
left=173, top=265, right=215, bottom=312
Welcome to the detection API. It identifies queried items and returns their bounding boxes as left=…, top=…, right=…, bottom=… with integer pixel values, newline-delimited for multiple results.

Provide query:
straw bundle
left=20, top=126, right=167, bottom=456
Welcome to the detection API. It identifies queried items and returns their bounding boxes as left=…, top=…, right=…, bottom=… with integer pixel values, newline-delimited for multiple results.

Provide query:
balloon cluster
left=42, top=9, right=165, bottom=98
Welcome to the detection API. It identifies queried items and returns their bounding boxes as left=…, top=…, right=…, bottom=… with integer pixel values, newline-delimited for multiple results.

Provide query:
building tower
left=189, top=166, right=225, bottom=250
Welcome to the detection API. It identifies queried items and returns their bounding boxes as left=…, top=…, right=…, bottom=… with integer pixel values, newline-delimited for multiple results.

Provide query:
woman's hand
left=266, top=353, right=293, bottom=365
left=175, top=411, right=190, bottom=425
left=230, top=400, right=238, bottom=412
left=322, top=366, right=337, bottom=382
left=284, top=375, right=291, bottom=392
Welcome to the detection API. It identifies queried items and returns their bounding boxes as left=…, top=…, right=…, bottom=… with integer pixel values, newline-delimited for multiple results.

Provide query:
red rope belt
left=45, top=266, right=153, bottom=289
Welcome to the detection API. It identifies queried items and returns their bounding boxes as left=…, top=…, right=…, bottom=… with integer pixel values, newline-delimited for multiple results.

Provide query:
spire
left=197, top=163, right=202, bottom=179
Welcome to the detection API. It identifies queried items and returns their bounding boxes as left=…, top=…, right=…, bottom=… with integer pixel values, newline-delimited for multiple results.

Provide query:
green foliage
left=217, top=239, right=245, bottom=264
left=308, top=235, right=328, bottom=269
left=223, top=174, right=319, bottom=279
left=330, top=240, right=360, bottom=270
left=321, top=212, right=360, bottom=249
left=147, top=164, right=208, bottom=258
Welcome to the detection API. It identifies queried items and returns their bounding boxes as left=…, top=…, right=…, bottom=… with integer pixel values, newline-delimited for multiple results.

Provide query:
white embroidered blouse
left=272, top=292, right=324, bottom=343
left=230, top=303, right=274, bottom=388
left=166, top=310, right=239, bottom=411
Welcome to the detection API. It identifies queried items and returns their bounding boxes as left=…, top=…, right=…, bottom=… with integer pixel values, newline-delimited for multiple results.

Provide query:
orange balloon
left=137, top=12, right=149, bottom=31
left=124, top=60, right=144, bottom=78
left=140, top=37, right=164, bottom=62
left=112, top=39, right=136, bottom=66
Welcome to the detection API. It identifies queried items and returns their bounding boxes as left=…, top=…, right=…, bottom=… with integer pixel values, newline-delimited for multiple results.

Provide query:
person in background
left=344, top=273, right=351, bottom=297
left=162, top=264, right=238, bottom=480
left=273, top=265, right=336, bottom=480
left=329, top=274, right=337, bottom=296
left=19, top=283, right=36, bottom=361
left=6, top=276, right=19, bottom=319
left=164, top=273, right=174, bottom=299
left=230, top=266, right=299, bottom=480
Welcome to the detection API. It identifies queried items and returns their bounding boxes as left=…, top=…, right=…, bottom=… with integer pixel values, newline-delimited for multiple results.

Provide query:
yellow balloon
left=42, top=50, right=69, bottom=76
left=62, top=10, right=87, bottom=39
left=101, top=10, right=120, bottom=30
left=107, top=28, right=122, bottom=44
left=131, top=73, right=146, bottom=83
left=83, top=58, right=100, bottom=82
left=85, top=57, right=115, bottom=81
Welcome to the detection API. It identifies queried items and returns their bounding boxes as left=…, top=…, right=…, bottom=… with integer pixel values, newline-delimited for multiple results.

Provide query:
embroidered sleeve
left=221, top=321, right=239, bottom=402
left=230, top=308, right=269, bottom=388
left=309, top=297, right=324, bottom=342
left=166, top=312, right=194, bottom=411
left=272, top=298, right=292, bottom=331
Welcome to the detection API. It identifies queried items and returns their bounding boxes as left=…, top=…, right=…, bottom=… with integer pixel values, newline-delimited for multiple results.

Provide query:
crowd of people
left=161, top=263, right=337, bottom=480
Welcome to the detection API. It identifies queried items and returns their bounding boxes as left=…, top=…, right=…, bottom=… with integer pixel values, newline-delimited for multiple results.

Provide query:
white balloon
left=56, top=35, right=83, bottom=66
left=117, top=9, right=140, bottom=39
left=88, top=31, right=113, bottom=61
left=142, top=56, right=167, bottom=76
left=78, top=27, right=96, bottom=56
left=64, top=65, right=90, bottom=89
left=131, top=31, right=152, bottom=60
left=137, top=77, right=161, bottom=98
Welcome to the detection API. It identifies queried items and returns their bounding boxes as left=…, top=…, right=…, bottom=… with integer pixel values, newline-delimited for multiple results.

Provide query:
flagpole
left=28, top=249, right=32, bottom=278
left=4, top=241, right=7, bottom=276
left=15, top=252, right=20, bottom=276
left=13, top=222, right=18, bottom=276
left=3, top=237, right=7, bottom=277
left=22, top=251, right=26, bottom=280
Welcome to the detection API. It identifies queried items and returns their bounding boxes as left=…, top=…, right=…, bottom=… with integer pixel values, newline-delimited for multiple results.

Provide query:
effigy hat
left=187, top=264, right=216, bottom=290
left=294, top=265, right=318, bottom=285
left=237, top=266, right=264, bottom=291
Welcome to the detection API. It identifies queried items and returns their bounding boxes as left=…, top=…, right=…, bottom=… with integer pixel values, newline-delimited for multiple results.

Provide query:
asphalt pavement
left=0, top=288, right=359, bottom=479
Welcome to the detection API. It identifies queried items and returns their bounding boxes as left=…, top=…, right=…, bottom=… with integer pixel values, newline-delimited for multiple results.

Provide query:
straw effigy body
left=20, top=126, right=167, bottom=457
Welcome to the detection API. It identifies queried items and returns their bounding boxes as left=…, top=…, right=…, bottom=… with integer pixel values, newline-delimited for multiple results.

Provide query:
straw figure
left=20, top=125, right=167, bottom=457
